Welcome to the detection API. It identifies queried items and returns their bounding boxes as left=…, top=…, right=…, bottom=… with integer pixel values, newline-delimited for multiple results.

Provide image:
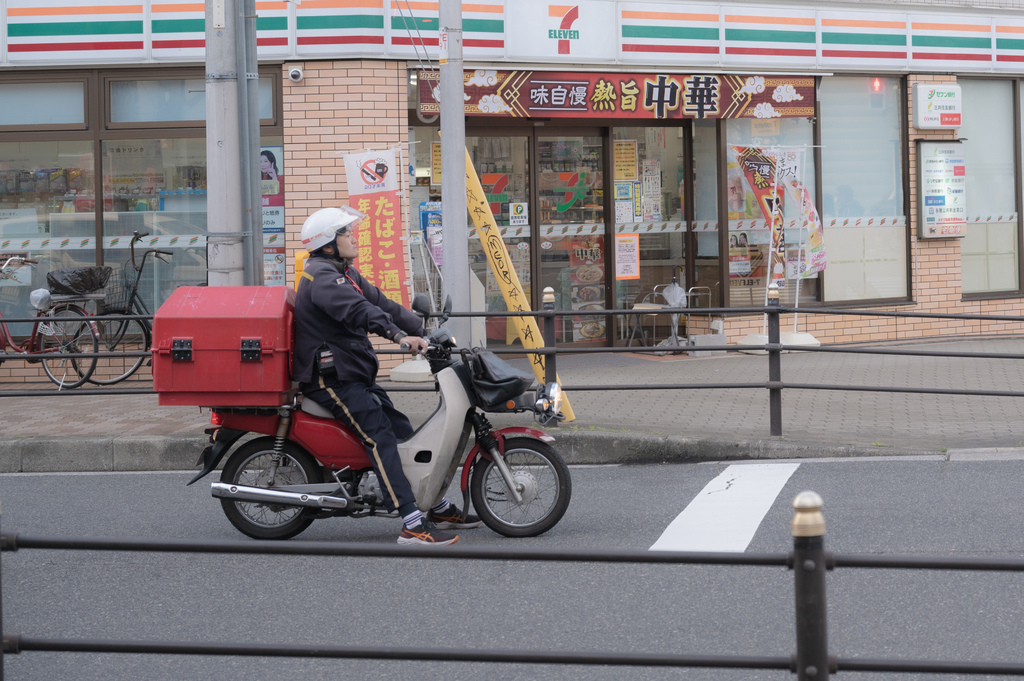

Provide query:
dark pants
left=302, top=378, right=416, bottom=513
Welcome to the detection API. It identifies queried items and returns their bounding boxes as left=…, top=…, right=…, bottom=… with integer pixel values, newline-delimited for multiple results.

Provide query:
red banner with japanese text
left=419, top=70, right=814, bottom=120
left=342, top=149, right=410, bottom=307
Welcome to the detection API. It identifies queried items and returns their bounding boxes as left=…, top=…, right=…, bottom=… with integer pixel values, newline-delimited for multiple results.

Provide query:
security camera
left=288, top=67, right=303, bottom=83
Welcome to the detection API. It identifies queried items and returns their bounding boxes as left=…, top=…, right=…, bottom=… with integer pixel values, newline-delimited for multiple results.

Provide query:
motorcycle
left=188, top=294, right=571, bottom=541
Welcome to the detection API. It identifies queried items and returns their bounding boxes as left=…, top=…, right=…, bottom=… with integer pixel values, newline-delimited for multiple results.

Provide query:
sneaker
left=428, top=504, right=483, bottom=529
left=397, top=520, right=459, bottom=546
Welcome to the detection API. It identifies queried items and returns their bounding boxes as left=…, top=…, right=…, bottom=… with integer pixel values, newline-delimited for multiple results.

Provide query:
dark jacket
left=293, top=256, right=424, bottom=385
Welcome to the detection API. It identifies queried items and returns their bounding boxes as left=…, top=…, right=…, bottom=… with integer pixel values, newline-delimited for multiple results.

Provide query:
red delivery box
left=152, top=286, right=295, bottom=406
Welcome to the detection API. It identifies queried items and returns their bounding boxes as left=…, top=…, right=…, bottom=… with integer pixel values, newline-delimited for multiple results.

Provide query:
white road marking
left=650, top=463, right=800, bottom=553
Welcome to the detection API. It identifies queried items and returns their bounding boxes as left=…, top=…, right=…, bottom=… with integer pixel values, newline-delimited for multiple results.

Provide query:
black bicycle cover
left=46, top=266, right=113, bottom=295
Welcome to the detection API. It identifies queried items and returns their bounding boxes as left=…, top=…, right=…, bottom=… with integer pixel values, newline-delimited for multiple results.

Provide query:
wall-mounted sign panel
left=418, top=70, right=815, bottom=120
left=918, top=141, right=966, bottom=238
left=913, top=84, right=962, bottom=129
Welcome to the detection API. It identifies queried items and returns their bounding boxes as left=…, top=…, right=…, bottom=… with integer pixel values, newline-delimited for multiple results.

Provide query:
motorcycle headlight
left=545, top=382, right=562, bottom=414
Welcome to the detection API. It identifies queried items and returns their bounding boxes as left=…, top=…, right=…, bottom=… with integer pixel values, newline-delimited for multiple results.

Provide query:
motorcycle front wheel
left=219, top=438, right=323, bottom=540
left=470, top=437, right=571, bottom=538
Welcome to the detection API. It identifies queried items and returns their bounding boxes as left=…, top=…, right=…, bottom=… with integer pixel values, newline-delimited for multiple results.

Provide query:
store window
left=819, top=76, right=906, bottom=302
left=692, top=119, right=719, bottom=307
left=0, top=140, right=95, bottom=329
left=101, top=138, right=208, bottom=311
left=612, top=126, right=686, bottom=342
left=537, top=133, right=606, bottom=343
left=726, top=117, right=817, bottom=306
left=0, top=82, right=86, bottom=128
left=0, top=69, right=283, bottom=326
left=961, top=79, right=1018, bottom=294
left=109, top=77, right=276, bottom=125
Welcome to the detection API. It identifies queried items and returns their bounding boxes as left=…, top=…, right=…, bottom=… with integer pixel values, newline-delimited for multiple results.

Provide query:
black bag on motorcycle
left=469, top=349, right=534, bottom=408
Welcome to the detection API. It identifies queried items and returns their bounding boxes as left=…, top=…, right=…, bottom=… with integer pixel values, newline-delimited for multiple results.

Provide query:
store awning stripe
left=996, top=38, right=1024, bottom=50
left=298, top=35, right=387, bottom=45
left=724, top=28, right=816, bottom=44
left=150, top=37, right=289, bottom=49
left=8, top=20, right=143, bottom=37
left=300, top=0, right=381, bottom=8
left=821, top=49, right=908, bottom=60
left=8, top=40, right=144, bottom=52
left=621, top=25, right=719, bottom=41
left=911, top=35, right=991, bottom=49
left=7, top=5, right=143, bottom=17
left=621, top=44, right=720, bottom=55
left=912, top=51, right=992, bottom=61
left=621, top=10, right=718, bottom=23
left=822, top=18, right=906, bottom=30
left=299, top=14, right=385, bottom=30
left=725, top=14, right=815, bottom=26
left=822, top=32, right=907, bottom=46
left=389, top=16, right=502, bottom=33
left=726, top=46, right=816, bottom=57
left=148, top=17, right=287, bottom=33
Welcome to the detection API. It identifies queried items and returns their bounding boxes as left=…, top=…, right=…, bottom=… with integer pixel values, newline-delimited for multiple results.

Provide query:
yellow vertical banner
left=463, top=149, right=575, bottom=422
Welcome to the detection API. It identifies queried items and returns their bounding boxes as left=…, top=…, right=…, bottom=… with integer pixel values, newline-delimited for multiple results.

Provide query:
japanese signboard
left=260, top=146, right=286, bottom=286
left=918, top=141, right=967, bottom=238
left=342, top=148, right=411, bottom=306
left=419, top=70, right=814, bottom=120
left=614, top=233, right=640, bottom=281
left=913, top=84, right=962, bottom=129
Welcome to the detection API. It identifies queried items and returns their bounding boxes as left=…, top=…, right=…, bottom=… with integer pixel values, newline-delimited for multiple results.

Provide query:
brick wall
left=720, top=73, right=1024, bottom=345
left=282, top=59, right=409, bottom=375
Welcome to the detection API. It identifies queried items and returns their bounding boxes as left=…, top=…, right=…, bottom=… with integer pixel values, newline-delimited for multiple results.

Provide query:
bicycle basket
left=102, top=263, right=135, bottom=312
left=46, top=266, right=112, bottom=295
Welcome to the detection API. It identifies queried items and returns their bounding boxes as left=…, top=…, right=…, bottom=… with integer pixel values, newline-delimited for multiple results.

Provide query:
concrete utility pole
left=205, top=0, right=264, bottom=286
left=439, top=0, right=470, bottom=342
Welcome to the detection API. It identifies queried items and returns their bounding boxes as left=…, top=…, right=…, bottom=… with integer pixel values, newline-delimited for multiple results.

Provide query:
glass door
left=467, top=135, right=531, bottom=348
left=536, top=132, right=606, bottom=343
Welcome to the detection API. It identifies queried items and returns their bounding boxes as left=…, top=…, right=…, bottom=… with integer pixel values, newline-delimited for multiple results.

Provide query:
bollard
left=542, top=287, right=556, bottom=387
left=767, top=282, right=782, bottom=436
left=791, top=491, right=830, bottom=681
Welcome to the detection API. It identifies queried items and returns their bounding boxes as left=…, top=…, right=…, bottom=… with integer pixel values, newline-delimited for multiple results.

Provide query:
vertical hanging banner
left=260, top=146, right=287, bottom=286
left=343, top=149, right=410, bottom=307
left=464, top=148, right=576, bottom=422
left=732, top=146, right=786, bottom=287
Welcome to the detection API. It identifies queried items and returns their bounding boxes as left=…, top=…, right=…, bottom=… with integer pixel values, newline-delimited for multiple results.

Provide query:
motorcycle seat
left=299, top=397, right=335, bottom=420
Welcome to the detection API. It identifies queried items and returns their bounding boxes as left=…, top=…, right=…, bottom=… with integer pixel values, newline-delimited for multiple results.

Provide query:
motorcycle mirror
left=439, top=295, right=453, bottom=325
left=411, top=293, right=432, bottom=319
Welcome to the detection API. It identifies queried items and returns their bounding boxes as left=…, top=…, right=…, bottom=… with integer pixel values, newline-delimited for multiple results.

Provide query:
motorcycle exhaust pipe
left=211, top=482, right=348, bottom=510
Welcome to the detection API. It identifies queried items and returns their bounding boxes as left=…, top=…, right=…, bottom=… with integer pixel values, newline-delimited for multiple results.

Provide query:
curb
left=0, top=432, right=943, bottom=474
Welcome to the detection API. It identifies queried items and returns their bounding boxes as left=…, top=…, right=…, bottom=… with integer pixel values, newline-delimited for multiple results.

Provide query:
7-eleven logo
left=548, top=5, right=579, bottom=55
left=482, top=173, right=509, bottom=215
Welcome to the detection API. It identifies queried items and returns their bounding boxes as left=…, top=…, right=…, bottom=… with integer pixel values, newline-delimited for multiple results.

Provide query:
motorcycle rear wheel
left=220, top=438, right=323, bottom=540
left=470, top=437, right=571, bottom=538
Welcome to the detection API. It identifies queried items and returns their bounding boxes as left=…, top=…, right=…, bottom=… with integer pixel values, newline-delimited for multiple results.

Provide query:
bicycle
left=88, top=231, right=172, bottom=385
left=0, top=256, right=100, bottom=389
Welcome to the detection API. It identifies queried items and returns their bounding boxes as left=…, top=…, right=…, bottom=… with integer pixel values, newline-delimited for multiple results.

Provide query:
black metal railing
left=3, top=493, right=1024, bottom=678
left=3, top=302, right=1024, bottom=441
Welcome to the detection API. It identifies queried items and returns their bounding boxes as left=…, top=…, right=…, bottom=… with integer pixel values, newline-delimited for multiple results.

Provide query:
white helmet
left=300, top=206, right=367, bottom=253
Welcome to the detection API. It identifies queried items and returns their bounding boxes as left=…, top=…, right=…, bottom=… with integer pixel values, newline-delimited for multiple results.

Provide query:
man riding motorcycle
left=293, top=205, right=481, bottom=546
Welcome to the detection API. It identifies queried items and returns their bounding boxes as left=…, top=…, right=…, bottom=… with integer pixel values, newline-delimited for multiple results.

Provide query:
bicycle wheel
left=38, top=304, right=99, bottom=390
left=88, top=316, right=150, bottom=384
